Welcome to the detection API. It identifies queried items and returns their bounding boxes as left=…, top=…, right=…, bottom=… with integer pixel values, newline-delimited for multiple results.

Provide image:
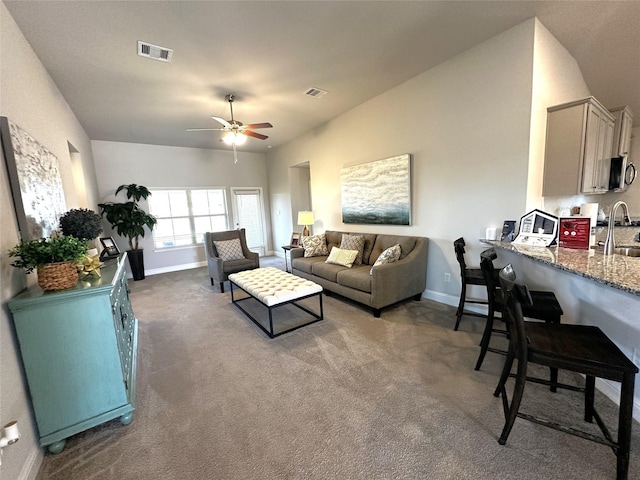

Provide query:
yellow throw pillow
left=325, top=247, right=359, bottom=268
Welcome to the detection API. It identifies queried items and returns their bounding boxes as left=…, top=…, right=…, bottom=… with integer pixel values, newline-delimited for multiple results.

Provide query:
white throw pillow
left=325, top=247, right=359, bottom=268
left=213, top=238, right=245, bottom=261
left=370, top=244, right=401, bottom=274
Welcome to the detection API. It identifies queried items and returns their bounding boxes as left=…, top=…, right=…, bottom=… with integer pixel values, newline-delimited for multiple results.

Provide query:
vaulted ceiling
left=4, top=1, right=639, bottom=153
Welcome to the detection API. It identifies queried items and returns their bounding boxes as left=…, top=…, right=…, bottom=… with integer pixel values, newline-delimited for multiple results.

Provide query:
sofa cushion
left=370, top=244, right=401, bottom=274
left=302, top=233, right=329, bottom=257
left=336, top=265, right=372, bottom=293
left=340, top=234, right=365, bottom=264
left=325, top=247, right=359, bottom=268
left=370, top=235, right=417, bottom=263
left=311, top=261, right=347, bottom=283
left=213, top=239, right=245, bottom=261
left=292, top=256, right=326, bottom=274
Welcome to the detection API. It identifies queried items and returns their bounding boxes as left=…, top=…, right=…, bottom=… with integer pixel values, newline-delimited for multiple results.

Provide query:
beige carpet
left=35, top=257, right=640, bottom=479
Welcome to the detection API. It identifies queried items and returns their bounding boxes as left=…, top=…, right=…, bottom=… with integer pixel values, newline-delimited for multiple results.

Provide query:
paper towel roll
left=485, top=227, right=497, bottom=241
left=581, top=203, right=599, bottom=222
left=581, top=203, right=599, bottom=246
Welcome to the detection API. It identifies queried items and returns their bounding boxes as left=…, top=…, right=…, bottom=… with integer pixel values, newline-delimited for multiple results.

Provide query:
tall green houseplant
left=98, top=184, right=157, bottom=280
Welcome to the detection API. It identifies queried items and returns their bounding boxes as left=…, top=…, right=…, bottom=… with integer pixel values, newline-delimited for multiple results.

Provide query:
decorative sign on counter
left=513, top=209, right=559, bottom=247
left=558, top=217, right=591, bottom=249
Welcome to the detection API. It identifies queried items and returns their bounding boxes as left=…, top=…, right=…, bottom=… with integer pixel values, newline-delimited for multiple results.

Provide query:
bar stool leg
left=454, top=281, right=467, bottom=331
left=584, top=375, right=595, bottom=423
left=616, top=372, right=635, bottom=480
left=475, top=304, right=495, bottom=370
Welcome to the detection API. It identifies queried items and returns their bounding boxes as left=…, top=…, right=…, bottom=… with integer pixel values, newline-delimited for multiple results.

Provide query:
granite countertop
left=483, top=241, right=640, bottom=297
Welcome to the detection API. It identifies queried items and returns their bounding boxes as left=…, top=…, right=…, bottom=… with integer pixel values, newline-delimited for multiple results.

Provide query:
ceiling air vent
left=304, top=87, right=328, bottom=98
left=137, top=41, right=173, bottom=62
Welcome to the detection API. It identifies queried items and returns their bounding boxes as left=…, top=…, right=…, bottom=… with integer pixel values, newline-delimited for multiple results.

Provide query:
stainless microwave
left=609, top=156, right=637, bottom=191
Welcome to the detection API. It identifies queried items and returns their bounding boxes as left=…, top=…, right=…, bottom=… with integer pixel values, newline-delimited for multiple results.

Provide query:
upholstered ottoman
left=228, top=267, right=323, bottom=338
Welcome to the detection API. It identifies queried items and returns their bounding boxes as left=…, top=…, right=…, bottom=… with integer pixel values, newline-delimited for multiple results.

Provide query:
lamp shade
left=298, top=211, right=314, bottom=236
left=297, top=211, right=314, bottom=226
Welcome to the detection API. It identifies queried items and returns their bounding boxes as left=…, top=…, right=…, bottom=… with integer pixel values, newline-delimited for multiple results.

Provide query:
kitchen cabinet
left=610, top=105, right=634, bottom=157
left=542, top=97, right=615, bottom=196
left=8, top=254, right=137, bottom=453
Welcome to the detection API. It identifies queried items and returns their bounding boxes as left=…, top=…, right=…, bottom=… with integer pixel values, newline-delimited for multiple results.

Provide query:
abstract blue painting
left=341, top=154, right=411, bottom=225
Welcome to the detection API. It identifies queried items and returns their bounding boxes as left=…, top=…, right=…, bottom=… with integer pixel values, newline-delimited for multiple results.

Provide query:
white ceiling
left=4, top=1, right=640, bottom=153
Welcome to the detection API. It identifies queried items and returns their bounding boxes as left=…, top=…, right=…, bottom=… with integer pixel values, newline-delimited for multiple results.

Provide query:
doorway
left=231, top=188, right=266, bottom=256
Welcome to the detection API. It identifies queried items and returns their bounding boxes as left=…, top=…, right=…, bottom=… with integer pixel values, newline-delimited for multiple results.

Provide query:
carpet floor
left=35, top=257, right=640, bottom=479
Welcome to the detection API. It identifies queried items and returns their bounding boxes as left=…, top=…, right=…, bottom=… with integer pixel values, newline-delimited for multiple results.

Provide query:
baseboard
left=18, top=446, right=42, bottom=480
left=145, top=261, right=206, bottom=276
left=422, top=289, right=487, bottom=315
left=596, top=378, right=640, bottom=423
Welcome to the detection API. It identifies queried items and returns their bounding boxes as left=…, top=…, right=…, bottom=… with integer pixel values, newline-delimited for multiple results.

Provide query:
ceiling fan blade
left=244, top=130, right=269, bottom=140
left=244, top=122, right=273, bottom=130
left=211, top=116, right=232, bottom=128
left=187, top=128, right=224, bottom=132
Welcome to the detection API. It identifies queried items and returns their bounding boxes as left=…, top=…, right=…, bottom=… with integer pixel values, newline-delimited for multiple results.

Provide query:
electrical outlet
left=444, top=272, right=451, bottom=283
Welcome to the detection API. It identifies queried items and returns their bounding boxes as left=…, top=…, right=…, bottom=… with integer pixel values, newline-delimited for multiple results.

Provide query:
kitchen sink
left=614, top=246, right=640, bottom=257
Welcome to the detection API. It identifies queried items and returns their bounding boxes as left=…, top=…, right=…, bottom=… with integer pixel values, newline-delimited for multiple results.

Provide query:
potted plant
left=98, top=184, right=157, bottom=280
left=59, top=208, right=103, bottom=241
left=59, top=208, right=103, bottom=256
left=9, top=235, right=88, bottom=291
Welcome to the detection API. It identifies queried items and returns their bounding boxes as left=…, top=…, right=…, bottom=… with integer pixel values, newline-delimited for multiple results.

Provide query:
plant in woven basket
left=59, top=208, right=103, bottom=241
left=9, top=236, right=88, bottom=291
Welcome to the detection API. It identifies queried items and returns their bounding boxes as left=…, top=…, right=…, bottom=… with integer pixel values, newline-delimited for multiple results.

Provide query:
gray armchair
left=204, top=229, right=260, bottom=292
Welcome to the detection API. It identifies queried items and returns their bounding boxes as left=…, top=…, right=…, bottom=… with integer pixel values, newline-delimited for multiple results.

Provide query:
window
left=149, top=189, right=228, bottom=249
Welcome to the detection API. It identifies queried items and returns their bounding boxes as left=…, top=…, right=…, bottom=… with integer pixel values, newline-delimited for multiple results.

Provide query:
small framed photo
left=100, top=237, right=120, bottom=258
left=290, top=232, right=302, bottom=247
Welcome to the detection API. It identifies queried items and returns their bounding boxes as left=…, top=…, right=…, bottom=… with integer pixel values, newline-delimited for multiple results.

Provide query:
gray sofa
left=290, top=230, right=428, bottom=317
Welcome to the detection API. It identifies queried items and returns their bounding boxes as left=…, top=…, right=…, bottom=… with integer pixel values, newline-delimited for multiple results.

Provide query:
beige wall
left=91, top=140, right=271, bottom=272
left=267, top=19, right=539, bottom=304
left=1, top=3, right=98, bottom=479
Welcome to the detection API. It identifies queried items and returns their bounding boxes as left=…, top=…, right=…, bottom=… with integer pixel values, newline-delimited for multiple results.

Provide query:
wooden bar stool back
left=474, top=248, right=563, bottom=373
left=453, top=237, right=489, bottom=331
left=494, top=264, right=638, bottom=480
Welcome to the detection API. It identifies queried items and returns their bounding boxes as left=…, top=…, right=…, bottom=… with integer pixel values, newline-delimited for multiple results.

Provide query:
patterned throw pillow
left=340, top=234, right=365, bottom=265
left=213, top=239, right=245, bottom=261
left=370, top=244, right=401, bottom=275
left=302, top=233, right=329, bottom=257
left=325, top=247, right=359, bottom=268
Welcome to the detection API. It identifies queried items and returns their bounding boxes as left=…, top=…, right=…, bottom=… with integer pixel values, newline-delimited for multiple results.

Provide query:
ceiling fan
left=187, top=94, right=272, bottom=163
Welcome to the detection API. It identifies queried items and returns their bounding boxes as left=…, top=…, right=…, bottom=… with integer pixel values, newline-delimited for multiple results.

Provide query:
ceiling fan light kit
left=223, top=131, right=247, bottom=146
left=187, top=94, right=272, bottom=162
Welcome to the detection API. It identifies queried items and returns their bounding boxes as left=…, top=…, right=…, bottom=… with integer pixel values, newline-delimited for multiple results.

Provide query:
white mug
left=486, top=227, right=497, bottom=241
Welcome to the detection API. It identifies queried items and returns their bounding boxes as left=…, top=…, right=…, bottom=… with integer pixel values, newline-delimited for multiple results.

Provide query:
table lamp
left=298, top=211, right=314, bottom=236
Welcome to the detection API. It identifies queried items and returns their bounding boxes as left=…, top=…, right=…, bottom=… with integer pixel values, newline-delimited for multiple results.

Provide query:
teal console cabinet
left=8, top=254, right=137, bottom=453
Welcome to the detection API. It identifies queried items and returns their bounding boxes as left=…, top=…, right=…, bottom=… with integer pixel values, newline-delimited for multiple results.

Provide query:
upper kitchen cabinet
left=610, top=106, right=634, bottom=157
left=542, top=97, right=615, bottom=196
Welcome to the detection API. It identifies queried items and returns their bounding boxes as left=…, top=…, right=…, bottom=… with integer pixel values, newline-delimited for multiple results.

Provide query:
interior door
left=231, top=188, right=266, bottom=256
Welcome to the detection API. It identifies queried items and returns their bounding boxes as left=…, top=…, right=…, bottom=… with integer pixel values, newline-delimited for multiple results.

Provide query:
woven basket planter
left=37, top=261, right=79, bottom=291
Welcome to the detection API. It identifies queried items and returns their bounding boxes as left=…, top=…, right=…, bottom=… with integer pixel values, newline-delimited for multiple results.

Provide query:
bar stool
left=494, top=264, right=638, bottom=480
left=474, top=248, right=563, bottom=374
left=453, top=237, right=492, bottom=331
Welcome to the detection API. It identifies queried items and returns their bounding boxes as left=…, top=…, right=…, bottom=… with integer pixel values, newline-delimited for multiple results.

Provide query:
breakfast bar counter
left=483, top=241, right=640, bottom=297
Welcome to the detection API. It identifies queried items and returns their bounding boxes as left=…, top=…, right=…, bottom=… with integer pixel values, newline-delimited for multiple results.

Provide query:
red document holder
left=558, top=217, right=591, bottom=249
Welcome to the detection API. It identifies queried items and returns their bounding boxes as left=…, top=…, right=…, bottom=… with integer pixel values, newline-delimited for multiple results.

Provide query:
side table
left=281, top=245, right=302, bottom=273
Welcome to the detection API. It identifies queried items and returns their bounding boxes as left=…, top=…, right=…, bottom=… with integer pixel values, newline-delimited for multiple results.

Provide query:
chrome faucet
left=603, top=201, right=631, bottom=255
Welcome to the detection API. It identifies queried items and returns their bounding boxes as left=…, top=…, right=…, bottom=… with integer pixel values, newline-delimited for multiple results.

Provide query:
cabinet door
left=581, top=104, right=614, bottom=194
left=618, top=108, right=633, bottom=156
